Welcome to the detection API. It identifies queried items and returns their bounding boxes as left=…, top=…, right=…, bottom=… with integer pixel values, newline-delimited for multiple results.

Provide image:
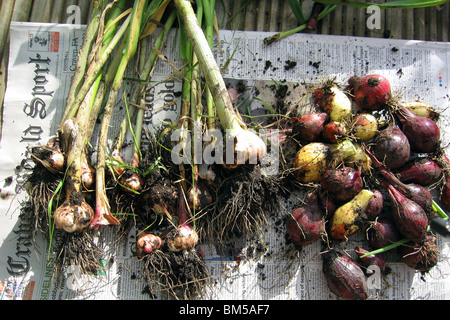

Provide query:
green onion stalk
left=92, top=0, right=174, bottom=229
left=106, top=9, right=177, bottom=227
left=312, top=0, right=448, bottom=9
left=52, top=1, right=132, bottom=234
left=264, top=2, right=337, bottom=46
left=174, top=0, right=267, bottom=169
left=92, top=0, right=146, bottom=229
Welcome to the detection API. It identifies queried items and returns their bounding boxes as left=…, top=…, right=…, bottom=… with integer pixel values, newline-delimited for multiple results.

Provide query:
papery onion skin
left=286, top=193, right=325, bottom=246
left=364, top=189, right=384, bottom=221
left=322, top=121, right=347, bottom=144
left=372, top=125, right=410, bottom=169
left=403, top=100, right=439, bottom=121
left=348, top=74, right=391, bottom=111
left=31, top=144, right=65, bottom=173
left=397, top=236, right=438, bottom=273
left=322, top=250, right=368, bottom=300
left=292, top=112, right=328, bottom=143
left=314, top=84, right=352, bottom=122
left=136, top=233, right=163, bottom=258
left=368, top=219, right=401, bottom=249
left=167, top=225, right=199, bottom=252
left=396, top=106, right=440, bottom=153
left=188, top=184, right=213, bottom=210
left=388, top=185, right=428, bottom=243
left=330, top=189, right=375, bottom=240
left=293, top=142, right=330, bottom=183
left=53, top=197, right=94, bottom=233
left=351, top=113, right=379, bottom=141
left=396, top=158, right=443, bottom=186
left=366, top=149, right=433, bottom=215
left=321, top=166, right=363, bottom=203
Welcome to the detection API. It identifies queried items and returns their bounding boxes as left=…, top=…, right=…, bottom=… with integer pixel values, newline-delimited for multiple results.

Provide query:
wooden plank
left=403, top=9, right=415, bottom=40
left=29, top=0, right=52, bottom=22
left=12, top=0, right=32, bottom=21
left=414, top=8, right=426, bottom=40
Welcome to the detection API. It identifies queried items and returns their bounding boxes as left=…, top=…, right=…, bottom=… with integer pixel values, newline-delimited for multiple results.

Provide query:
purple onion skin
left=396, top=158, right=443, bottom=186
left=354, top=246, right=387, bottom=275
left=368, top=219, right=401, bottom=249
left=322, top=250, right=368, bottom=300
left=372, top=125, right=410, bottom=169
left=397, top=236, right=438, bottom=273
left=367, top=149, right=433, bottom=215
left=286, top=193, right=325, bottom=246
left=396, top=106, right=440, bottom=153
left=365, top=189, right=384, bottom=221
left=320, top=167, right=363, bottom=202
left=388, top=185, right=428, bottom=243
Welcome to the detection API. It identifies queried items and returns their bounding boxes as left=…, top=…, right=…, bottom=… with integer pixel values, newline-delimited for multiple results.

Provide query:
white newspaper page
left=0, top=22, right=449, bottom=300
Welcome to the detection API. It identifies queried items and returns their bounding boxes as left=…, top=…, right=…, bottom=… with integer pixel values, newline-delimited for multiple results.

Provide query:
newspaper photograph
left=0, top=20, right=449, bottom=301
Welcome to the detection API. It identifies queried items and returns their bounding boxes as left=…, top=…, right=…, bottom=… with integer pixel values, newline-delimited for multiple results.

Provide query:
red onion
left=397, top=236, right=438, bottom=273
left=354, top=246, right=387, bottom=275
left=348, top=74, right=391, bottom=111
left=322, top=121, right=347, bottom=144
left=388, top=185, right=428, bottom=243
left=366, top=149, right=433, bottom=214
left=372, top=125, right=410, bottom=169
left=367, top=219, right=401, bottom=249
left=396, top=158, right=443, bottom=186
left=395, top=106, right=440, bottom=153
left=286, top=193, right=325, bottom=246
left=292, top=112, right=328, bottom=142
left=364, top=189, right=384, bottom=221
left=322, top=250, right=368, bottom=300
left=320, top=166, right=363, bottom=202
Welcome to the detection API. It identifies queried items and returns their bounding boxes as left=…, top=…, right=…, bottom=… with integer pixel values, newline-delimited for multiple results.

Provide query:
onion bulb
left=31, top=143, right=65, bottom=173
left=292, top=112, right=328, bottom=143
left=286, top=193, right=325, bottom=246
left=53, top=196, right=94, bottom=233
left=395, top=106, right=440, bottom=153
left=322, top=121, right=347, bottom=144
left=136, top=233, right=163, bottom=258
left=348, top=74, right=391, bottom=111
left=397, top=236, right=438, bottom=273
left=314, top=83, right=352, bottom=122
left=330, top=189, right=375, bottom=239
left=403, top=100, right=439, bottom=121
left=351, top=113, right=379, bottom=141
left=372, top=125, right=410, bottom=169
left=293, top=142, right=330, bottom=183
left=322, top=249, right=368, bottom=300
left=388, top=185, right=428, bottom=242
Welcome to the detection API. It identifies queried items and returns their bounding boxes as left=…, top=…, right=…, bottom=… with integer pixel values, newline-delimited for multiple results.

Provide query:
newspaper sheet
left=0, top=21, right=449, bottom=301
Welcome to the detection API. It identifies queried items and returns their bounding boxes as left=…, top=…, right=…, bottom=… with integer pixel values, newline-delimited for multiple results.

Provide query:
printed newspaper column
left=0, top=22, right=85, bottom=299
